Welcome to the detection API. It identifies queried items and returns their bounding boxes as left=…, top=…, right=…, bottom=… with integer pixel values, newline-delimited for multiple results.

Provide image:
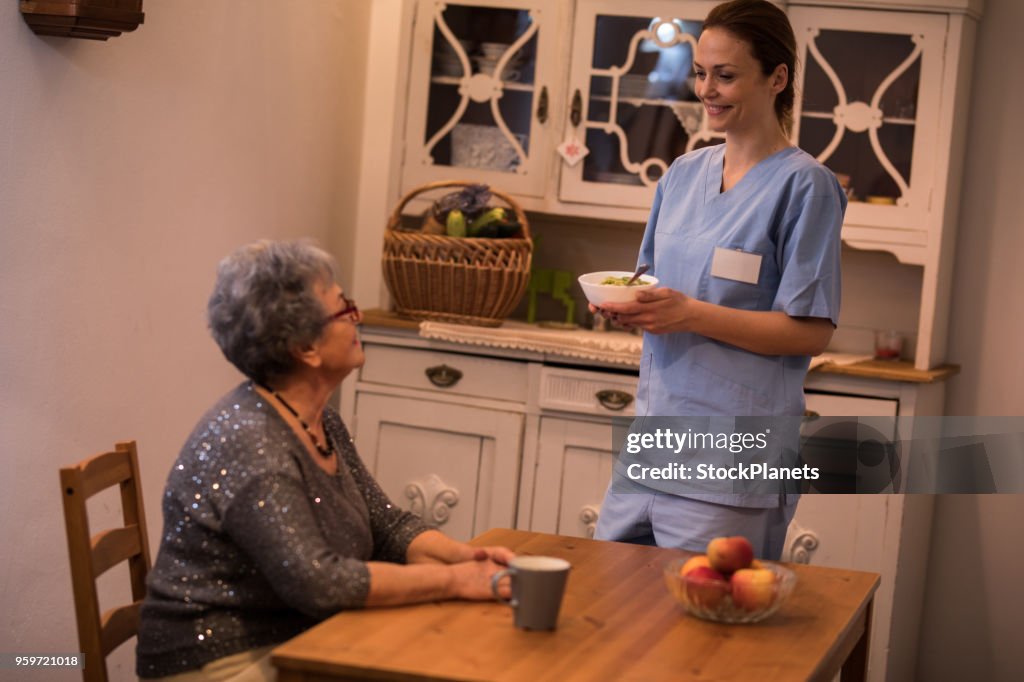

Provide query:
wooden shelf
left=361, top=308, right=422, bottom=331
left=813, top=359, right=959, bottom=383
left=20, top=0, right=144, bottom=40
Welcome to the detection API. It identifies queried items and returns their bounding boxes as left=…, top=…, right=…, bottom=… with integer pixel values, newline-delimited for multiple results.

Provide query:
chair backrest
left=60, top=440, right=152, bottom=682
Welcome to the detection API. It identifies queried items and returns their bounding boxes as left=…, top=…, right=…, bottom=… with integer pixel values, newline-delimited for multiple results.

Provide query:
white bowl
left=578, top=271, right=659, bottom=306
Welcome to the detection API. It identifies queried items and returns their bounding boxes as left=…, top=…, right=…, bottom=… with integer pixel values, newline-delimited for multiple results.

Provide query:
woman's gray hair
left=207, top=239, right=338, bottom=384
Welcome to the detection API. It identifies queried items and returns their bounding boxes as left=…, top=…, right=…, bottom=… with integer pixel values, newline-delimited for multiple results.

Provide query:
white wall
left=0, top=1, right=370, bottom=680
left=917, top=0, right=1024, bottom=680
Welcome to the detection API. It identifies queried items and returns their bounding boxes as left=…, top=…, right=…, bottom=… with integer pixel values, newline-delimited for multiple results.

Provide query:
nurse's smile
left=692, top=25, right=787, bottom=138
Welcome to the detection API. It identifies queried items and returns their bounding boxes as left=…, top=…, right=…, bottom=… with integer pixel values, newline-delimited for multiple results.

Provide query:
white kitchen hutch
left=347, top=1, right=982, bottom=680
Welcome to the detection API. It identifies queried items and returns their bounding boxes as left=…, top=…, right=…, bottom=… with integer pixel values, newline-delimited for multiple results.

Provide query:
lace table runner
left=419, top=321, right=873, bottom=371
left=419, top=320, right=643, bottom=367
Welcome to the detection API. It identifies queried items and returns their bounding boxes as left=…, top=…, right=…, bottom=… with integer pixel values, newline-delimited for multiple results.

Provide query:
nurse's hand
left=597, top=287, right=692, bottom=334
left=603, top=290, right=836, bottom=355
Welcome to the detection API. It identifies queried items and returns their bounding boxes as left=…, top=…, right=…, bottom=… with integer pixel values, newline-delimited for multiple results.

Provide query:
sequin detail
left=136, top=382, right=428, bottom=677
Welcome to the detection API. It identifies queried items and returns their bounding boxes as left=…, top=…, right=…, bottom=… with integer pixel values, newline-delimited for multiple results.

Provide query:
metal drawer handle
left=596, top=389, right=633, bottom=411
left=425, top=364, right=463, bottom=388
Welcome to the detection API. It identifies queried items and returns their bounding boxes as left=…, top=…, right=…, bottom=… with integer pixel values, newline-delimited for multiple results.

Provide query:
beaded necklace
left=259, top=384, right=334, bottom=458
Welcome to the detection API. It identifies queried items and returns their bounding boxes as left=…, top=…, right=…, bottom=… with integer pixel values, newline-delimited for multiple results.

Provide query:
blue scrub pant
left=593, top=489, right=798, bottom=560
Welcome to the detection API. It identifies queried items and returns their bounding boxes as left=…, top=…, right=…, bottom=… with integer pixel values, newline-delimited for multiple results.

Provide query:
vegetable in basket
left=445, top=209, right=467, bottom=238
left=433, top=184, right=523, bottom=239
left=433, top=183, right=492, bottom=222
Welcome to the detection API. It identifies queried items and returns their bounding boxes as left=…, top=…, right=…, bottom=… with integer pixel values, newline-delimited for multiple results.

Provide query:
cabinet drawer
left=539, top=366, right=639, bottom=417
left=360, top=345, right=528, bottom=403
left=803, top=391, right=899, bottom=449
left=804, top=392, right=898, bottom=418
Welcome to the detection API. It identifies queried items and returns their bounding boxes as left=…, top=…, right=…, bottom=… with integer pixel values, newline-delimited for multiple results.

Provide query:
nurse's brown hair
left=703, top=0, right=797, bottom=134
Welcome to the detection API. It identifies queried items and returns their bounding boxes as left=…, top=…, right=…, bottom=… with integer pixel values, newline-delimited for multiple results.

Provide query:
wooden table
left=273, top=529, right=880, bottom=682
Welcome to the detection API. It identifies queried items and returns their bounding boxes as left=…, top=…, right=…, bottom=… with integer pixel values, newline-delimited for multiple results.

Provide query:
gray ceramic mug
left=490, top=556, right=571, bottom=630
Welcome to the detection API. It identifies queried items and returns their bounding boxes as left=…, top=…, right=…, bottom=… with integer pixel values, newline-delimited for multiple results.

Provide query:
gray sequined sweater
left=136, top=382, right=428, bottom=678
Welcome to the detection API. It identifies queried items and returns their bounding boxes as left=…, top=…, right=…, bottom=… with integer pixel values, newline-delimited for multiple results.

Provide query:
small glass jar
left=874, top=330, right=903, bottom=360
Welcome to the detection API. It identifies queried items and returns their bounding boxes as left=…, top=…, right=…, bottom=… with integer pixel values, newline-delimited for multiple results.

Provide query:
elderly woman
left=137, top=240, right=513, bottom=681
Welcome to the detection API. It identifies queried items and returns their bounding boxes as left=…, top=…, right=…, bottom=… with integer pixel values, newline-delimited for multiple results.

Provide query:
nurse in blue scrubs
left=593, top=0, right=847, bottom=559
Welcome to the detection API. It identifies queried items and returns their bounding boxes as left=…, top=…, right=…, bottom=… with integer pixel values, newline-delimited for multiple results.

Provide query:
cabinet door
left=529, top=416, right=616, bottom=538
left=787, top=390, right=910, bottom=682
left=788, top=391, right=900, bottom=566
left=354, top=391, right=523, bottom=542
left=789, top=7, right=947, bottom=254
left=402, top=0, right=566, bottom=198
left=559, top=0, right=720, bottom=209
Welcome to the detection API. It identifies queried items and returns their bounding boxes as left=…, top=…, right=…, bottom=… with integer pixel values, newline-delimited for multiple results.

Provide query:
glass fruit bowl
left=663, top=558, right=797, bottom=624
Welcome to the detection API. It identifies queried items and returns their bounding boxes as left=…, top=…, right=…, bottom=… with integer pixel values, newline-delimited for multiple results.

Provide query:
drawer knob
left=425, top=364, right=463, bottom=388
left=596, top=389, right=633, bottom=411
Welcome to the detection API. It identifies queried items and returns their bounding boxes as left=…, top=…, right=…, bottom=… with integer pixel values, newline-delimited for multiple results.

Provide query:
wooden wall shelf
left=20, top=0, right=144, bottom=40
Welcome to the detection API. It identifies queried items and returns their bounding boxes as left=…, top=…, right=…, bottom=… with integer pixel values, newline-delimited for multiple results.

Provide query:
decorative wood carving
left=404, top=474, right=460, bottom=527
left=785, top=524, right=820, bottom=564
left=20, top=0, right=144, bottom=41
left=579, top=505, right=600, bottom=538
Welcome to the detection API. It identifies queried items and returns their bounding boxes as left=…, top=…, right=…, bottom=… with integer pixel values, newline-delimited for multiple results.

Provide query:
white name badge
left=711, top=247, right=762, bottom=285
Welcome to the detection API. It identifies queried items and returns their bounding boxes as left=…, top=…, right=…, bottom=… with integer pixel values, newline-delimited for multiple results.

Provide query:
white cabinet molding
left=784, top=524, right=821, bottom=564
left=405, top=474, right=461, bottom=526
left=579, top=505, right=600, bottom=538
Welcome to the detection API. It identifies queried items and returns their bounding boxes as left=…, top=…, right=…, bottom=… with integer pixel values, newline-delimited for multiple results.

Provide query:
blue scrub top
left=636, top=144, right=846, bottom=420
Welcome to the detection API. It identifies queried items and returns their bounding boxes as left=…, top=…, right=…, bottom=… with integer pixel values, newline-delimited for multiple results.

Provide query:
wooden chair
left=60, top=440, right=152, bottom=682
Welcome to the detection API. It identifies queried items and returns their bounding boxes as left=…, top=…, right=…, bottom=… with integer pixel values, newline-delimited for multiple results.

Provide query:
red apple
left=706, top=536, right=754, bottom=574
left=684, top=566, right=731, bottom=610
left=730, top=568, right=778, bottom=611
left=679, top=555, right=712, bottom=577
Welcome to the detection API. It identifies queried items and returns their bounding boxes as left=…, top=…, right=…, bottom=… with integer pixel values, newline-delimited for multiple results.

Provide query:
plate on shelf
left=618, top=74, right=650, bottom=99
left=451, top=124, right=526, bottom=172
left=435, top=55, right=465, bottom=77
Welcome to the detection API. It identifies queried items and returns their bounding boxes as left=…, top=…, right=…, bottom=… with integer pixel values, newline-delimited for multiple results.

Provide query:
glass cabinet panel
left=403, top=1, right=562, bottom=198
left=582, top=14, right=702, bottom=187
left=560, top=1, right=719, bottom=209
left=424, top=6, right=537, bottom=171
left=790, top=8, right=947, bottom=231
left=798, top=29, right=921, bottom=205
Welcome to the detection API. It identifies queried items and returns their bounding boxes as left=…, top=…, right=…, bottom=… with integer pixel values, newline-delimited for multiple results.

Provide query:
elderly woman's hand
left=450, top=558, right=511, bottom=600
left=471, top=546, right=515, bottom=566
left=407, top=530, right=514, bottom=566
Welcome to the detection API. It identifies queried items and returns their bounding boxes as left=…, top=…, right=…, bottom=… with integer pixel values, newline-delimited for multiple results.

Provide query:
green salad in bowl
left=578, top=271, right=659, bottom=306
left=600, top=275, right=652, bottom=286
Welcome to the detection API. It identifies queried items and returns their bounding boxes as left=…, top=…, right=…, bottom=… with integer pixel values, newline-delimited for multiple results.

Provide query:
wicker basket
left=382, top=180, right=532, bottom=327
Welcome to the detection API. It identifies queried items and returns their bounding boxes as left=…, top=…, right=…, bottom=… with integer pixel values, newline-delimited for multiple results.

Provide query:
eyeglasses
left=324, top=295, right=359, bottom=325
